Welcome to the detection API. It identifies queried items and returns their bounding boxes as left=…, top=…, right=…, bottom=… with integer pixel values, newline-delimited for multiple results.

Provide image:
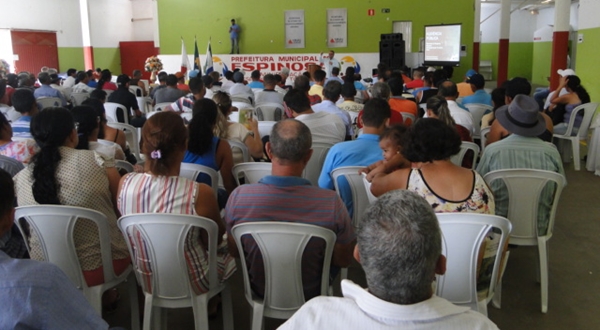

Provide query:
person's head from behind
left=280, top=67, right=290, bottom=80
left=402, top=118, right=461, bottom=163
left=224, top=71, right=234, bottom=81
left=116, top=74, right=130, bottom=88
left=132, top=69, right=142, bottom=79
left=188, top=99, right=218, bottom=156
left=283, top=89, right=311, bottom=115
left=387, top=77, right=404, bottom=96
left=0, top=113, right=11, bottom=141
left=268, top=119, right=312, bottom=166
left=491, top=88, right=506, bottom=110
left=209, top=71, right=220, bottom=85
left=361, top=98, right=391, bottom=129
left=412, top=68, right=424, bottom=80
left=7, top=74, right=18, bottom=88
left=341, top=82, right=356, bottom=100
left=504, top=77, right=531, bottom=103
left=12, top=89, right=37, bottom=115
left=263, top=74, right=276, bottom=89
left=331, top=67, right=340, bottom=77
left=0, top=169, right=15, bottom=236
left=379, top=125, right=407, bottom=162
left=142, top=111, right=187, bottom=176
left=38, top=72, right=52, bottom=85
left=438, top=80, right=458, bottom=100
left=77, top=71, right=88, bottom=84
left=30, top=107, right=78, bottom=204
left=323, top=80, right=342, bottom=101
left=426, top=95, right=456, bottom=128
left=344, top=66, right=356, bottom=84
left=71, top=106, right=99, bottom=150
left=358, top=189, right=444, bottom=304
left=157, top=71, right=168, bottom=84
left=165, top=74, right=178, bottom=87
left=312, top=69, right=326, bottom=84
left=82, top=98, right=107, bottom=138
left=251, top=70, right=261, bottom=81
left=233, top=71, right=245, bottom=83
left=293, top=75, right=311, bottom=93
left=468, top=73, right=485, bottom=92
left=201, top=75, right=213, bottom=89
left=99, top=69, right=111, bottom=82
left=432, top=69, right=448, bottom=88
left=188, top=77, right=205, bottom=95
left=371, top=82, right=391, bottom=100
left=565, top=75, right=591, bottom=104
left=377, top=62, right=389, bottom=81
left=67, top=68, right=77, bottom=77
left=422, top=71, right=435, bottom=87
left=90, top=89, right=107, bottom=103
left=18, top=73, right=32, bottom=87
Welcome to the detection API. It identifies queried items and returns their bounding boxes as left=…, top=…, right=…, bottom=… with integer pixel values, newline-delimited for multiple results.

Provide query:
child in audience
left=360, top=125, right=408, bottom=179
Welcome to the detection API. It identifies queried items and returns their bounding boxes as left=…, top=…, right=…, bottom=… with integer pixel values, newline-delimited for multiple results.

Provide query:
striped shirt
left=225, top=175, right=355, bottom=299
left=118, top=173, right=236, bottom=294
left=476, top=134, right=566, bottom=235
left=11, top=116, right=32, bottom=139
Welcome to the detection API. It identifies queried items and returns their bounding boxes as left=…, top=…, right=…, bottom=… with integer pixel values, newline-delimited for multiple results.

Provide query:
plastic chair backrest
left=361, top=172, right=378, bottom=204
left=483, top=169, right=566, bottom=244
left=435, top=213, right=511, bottom=313
left=231, top=96, right=253, bottom=105
left=107, top=122, right=141, bottom=160
left=136, top=97, right=149, bottom=114
left=115, top=160, right=135, bottom=173
left=129, top=86, right=143, bottom=97
left=331, top=166, right=371, bottom=227
left=179, top=162, right=219, bottom=196
left=153, top=102, right=172, bottom=112
left=0, top=155, right=24, bottom=176
left=302, top=142, right=333, bottom=186
left=231, top=222, right=335, bottom=319
left=37, top=97, right=62, bottom=110
left=232, top=162, right=271, bottom=185
left=14, top=205, right=115, bottom=289
left=255, top=103, right=283, bottom=121
left=400, top=112, right=416, bottom=126
left=70, top=92, right=90, bottom=106
left=480, top=126, right=491, bottom=153
left=104, top=102, right=129, bottom=124
left=560, top=102, right=598, bottom=138
left=464, top=103, right=493, bottom=138
left=228, top=139, right=251, bottom=163
left=450, top=141, right=480, bottom=170
left=258, top=121, right=276, bottom=138
left=118, top=213, right=219, bottom=300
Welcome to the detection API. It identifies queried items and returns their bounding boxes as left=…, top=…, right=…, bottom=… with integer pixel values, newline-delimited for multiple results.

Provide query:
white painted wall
left=578, top=0, right=598, bottom=30
left=536, top=3, right=579, bottom=31
left=131, top=0, right=155, bottom=41
left=0, top=29, right=14, bottom=72
left=480, top=3, right=537, bottom=43
left=89, top=0, right=134, bottom=47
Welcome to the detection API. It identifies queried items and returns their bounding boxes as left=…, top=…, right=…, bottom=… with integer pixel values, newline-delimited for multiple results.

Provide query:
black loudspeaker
left=379, top=38, right=405, bottom=70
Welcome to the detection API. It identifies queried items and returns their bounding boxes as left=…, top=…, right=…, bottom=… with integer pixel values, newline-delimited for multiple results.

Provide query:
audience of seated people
left=312, top=80, right=353, bottom=138
left=107, top=74, right=146, bottom=127
left=72, top=71, right=95, bottom=94
left=293, top=74, right=321, bottom=105
left=308, top=69, right=327, bottom=100
left=154, top=74, right=186, bottom=105
left=432, top=80, right=474, bottom=135
left=34, top=72, right=67, bottom=105
left=166, top=76, right=205, bottom=113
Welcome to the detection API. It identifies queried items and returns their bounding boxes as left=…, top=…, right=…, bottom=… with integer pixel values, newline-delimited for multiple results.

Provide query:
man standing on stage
left=230, top=19, right=240, bottom=54
left=320, top=50, right=341, bottom=78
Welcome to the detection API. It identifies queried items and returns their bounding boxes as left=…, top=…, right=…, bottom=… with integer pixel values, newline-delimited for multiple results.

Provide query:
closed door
left=119, top=41, right=155, bottom=80
left=11, top=30, right=59, bottom=73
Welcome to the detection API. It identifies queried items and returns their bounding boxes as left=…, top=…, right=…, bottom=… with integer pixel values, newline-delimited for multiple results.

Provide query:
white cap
left=557, top=69, right=575, bottom=77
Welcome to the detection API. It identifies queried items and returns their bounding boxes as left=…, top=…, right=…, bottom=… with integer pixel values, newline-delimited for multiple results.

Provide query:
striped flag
left=193, top=36, right=201, bottom=72
left=180, top=38, right=190, bottom=76
left=204, top=39, right=214, bottom=74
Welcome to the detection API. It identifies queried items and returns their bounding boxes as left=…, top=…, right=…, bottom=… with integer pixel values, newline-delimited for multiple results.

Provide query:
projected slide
left=424, top=24, right=461, bottom=66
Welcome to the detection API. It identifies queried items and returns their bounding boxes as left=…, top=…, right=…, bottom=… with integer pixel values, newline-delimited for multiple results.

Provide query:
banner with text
left=327, top=8, right=347, bottom=48
left=285, top=10, right=305, bottom=49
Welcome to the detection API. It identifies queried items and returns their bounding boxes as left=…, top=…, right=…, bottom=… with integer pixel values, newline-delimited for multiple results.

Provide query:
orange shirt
left=457, top=82, right=474, bottom=98
left=389, top=98, right=418, bottom=125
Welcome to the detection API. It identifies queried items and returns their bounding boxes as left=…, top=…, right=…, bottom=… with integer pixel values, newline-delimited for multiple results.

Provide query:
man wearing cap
left=229, top=71, right=254, bottom=103
left=477, top=94, right=565, bottom=236
left=49, top=73, right=69, bottom=100
left=457, top=69, right=477, bottom=98
left=33, top=72, right=67, bottom=106
left=542, top=69, right=575, bottom=111
left=107, top=74, right=146, bottom=127
left=461, top=73, right=492, bottom=106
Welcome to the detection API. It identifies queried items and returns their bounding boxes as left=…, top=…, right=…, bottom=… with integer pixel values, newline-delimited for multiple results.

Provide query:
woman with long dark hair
left=14, top=107, right=129, bottom=288
left=548, top=75, right=591, bottom=135
left=96, top=69, right=117, bottom=91
left=71, top=105, right=125, bottom=160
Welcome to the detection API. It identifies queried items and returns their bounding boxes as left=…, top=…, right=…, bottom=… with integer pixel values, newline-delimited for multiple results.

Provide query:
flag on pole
left=180, top=38, right=190, bottom=77
left=193, top=36, right=201, bottom=72
left=204, top=39, right=214, bottom=74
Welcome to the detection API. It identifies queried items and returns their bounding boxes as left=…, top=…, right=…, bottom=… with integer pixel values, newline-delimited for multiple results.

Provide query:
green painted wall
left=157, top=0, right=474, bottom=78
left=58, top=48, right=84, bottom=72
left=93, top=48, right=121, bottom=74
left=576, top=27, right=600, bottom=104
left=477, top=42, right=533, bottom=82
left=531, top=42, right=552, bottom=86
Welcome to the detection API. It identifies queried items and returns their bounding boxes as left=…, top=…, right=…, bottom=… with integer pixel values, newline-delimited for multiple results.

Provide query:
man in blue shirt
left=461, top=73, right=492, bottom=106
left=11, top=89, right=39, bottom=139
left=0, top=169, right=110, bottom=330
left=247, top=70, right=264, bottom=89
left=33, top=72, right=67, bottom=106
left=318, top=98, right=391, bottom=217
left=229, top=19, right=240, bottom=54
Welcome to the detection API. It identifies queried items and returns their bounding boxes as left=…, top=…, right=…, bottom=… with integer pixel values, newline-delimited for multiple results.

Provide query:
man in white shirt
left=319, top=50, right=341, bottom=78
left=438, top=80, right=474, bottom=135
left=284, top=88, right=345, bottom=144
left=312, top=80, right=353, bottom=138
left=254, top=74, right=284, bottom=105
left=49, top=73, right=69, bottom=100
left=220, top=71, right=235, bottom=93
left=280, top=190, right=499, bottom=330
left=72, top=72, right=95, bottom=94
left=62, top=68, right=77, bottom=88
left=229, top=71, right=254, bottom=104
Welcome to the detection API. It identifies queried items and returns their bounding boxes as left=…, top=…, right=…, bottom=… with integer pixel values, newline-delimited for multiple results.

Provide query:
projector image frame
left=423, top=23, right=462, bottom=67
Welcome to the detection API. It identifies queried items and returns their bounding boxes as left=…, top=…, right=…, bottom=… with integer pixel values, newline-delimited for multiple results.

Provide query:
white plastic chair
left=464, top=103, right=493, bottom=139
left=483, top=169, right=566, bottom=313
left=37, top=97, right=62, bottom=110
left=231, top=95, right=253, bottom=105
left=104, top=102, right=129, bottom=124
left=108, top=122, right=141, bottom=161
left=435, top=213, right=511, bottom=316
left=228, top=139, right=251, bottom=163
left=137, top=96, right=151, bottom=114
left=231, top=222, right=335, bottom=330
left=450, top=141, right=480, bottom=170
left=102, top=89, right=114, bottom=98
left=118, top=213, right=233, bottom=330
left=70, top=92, right=90, bottom=106
left=331, top=166, right=371, bottom=228
left=14, top=205, right=139, bottom=330
left=0, top=154, right=24, bottom=176
left=258, top=121, right=276, bottom=138
left=153, top=102, right=172, bottom=112
left=361, top=172, right=378, bottom=204
left=480, top=126, right=491, bottom=154
left=179, top=162, right=219, bottom=196
left=552, top=102, right=599, bottom=170
left=302, top=142, right=333, bottom=186
left=129, top=85, right=143, bottom=97
left=254, top=102, right=283, bottom=121
left=115, top=160, right=135, bottom=173
left=400, top=112, right=416, bottom=126
left=232, top=162, right=271, bottom=186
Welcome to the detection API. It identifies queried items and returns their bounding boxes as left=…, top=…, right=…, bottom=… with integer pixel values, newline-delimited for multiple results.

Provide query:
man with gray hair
left=280, top=190, right=499, bottom=329
left=225, top=119, right=355, bottom=300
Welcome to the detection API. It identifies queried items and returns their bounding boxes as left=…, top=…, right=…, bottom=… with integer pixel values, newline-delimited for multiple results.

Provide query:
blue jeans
left=534, top=87, right=550, bottom=111
left=231, top=38, right=239, bottom=54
